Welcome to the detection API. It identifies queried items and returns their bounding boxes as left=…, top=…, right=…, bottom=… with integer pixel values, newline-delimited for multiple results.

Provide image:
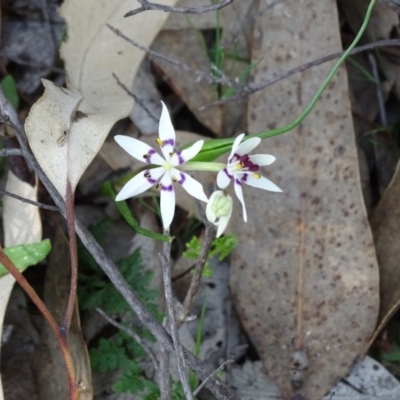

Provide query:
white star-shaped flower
left=217, top=133, right=282, bottom=222
left=115, top=102, right=208, bottom=230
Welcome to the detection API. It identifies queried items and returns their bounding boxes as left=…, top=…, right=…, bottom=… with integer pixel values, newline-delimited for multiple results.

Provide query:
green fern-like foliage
left=183, top=234, right=237, bottom=276
left=78, top=219, right=162, bottom=397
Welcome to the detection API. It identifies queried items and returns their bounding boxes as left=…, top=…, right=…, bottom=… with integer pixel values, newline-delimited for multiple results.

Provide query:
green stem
left=255, top=0, right=376, bottom=140
left=181, top=161, right=225, bottom=172
left=192, top=0, right=377, bottom=163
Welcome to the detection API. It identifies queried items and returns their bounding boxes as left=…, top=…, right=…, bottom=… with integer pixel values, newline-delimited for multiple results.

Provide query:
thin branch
left=124, top=0, right=233, bottom=18
left=0, top=188, right=58, bottom=211
left=0, top=148, right=25, bottom=157
left=157, top=347, right=171, bottom=400
left=107, top=25, right=239, bottom=89
left=178, top=200, right=216, bottom=324
left=0, top=244, right=78, bottom=400
left=96, top=307, right=159, bottom=371
left=160, top=237, right=193, bottom=400
left=0, top=88, right=240, bottom=400
left=201, top=38, right=400, bottom=109
left=61, top=181, right=78, bottom=334
left=193, top=359, right=234, bottom=397
left=112, top=73, right=158, bottom=122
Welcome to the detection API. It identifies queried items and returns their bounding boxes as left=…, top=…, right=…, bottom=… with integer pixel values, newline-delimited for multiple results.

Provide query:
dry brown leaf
left=151, top=29, right=223, bottom=135
left=25, top=0, right=176, bottom=199
left=369, top=160, right=400, bottom=343
left=230, top=2, right=379, bottom=400
left=340, top=0, right=398, bottom=39
left=0, top=172, right=42, bottom=399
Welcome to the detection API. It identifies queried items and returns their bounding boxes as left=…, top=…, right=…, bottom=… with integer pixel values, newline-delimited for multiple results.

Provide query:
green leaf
left=1, top=75, right=19, bottom=110
left=0, top=239, right=51, bottom=278
left=182, top=235, right=237, bottom=268
left=182, top=236, right=201, bottom=260
left=101, top=181, right=170, bottom=242
left=209, top=235, right=237, bottom=260
left=90, top=337, right=130, bottom=372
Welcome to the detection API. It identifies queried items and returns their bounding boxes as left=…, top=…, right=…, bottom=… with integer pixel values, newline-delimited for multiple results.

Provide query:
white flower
left=114, top=101, right=208, bottom=231
left=206, top=190, right=233, bottom=237
left=217, top=133, right=281, bottom=222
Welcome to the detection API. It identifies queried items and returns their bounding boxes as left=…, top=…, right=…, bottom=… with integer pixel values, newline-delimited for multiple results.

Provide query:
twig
left=112, top=73, right=158, bottom=122
left=0, top=189, right=58, bottom=211
left=124, top=0, right=233, bottom=18
left=160, top=237, right=194, bottom=400
left=193, top=359, right=234, bottom=397
left=0, top=88, right=240, bottom=400
left=96, top=307, right=159, bottom=371
left=201, top=38, right=400, bottom=109
left=178, top=200, right=216, bottom=324
left=107, top=24, right=239, bottom=89
left=157, top=347, right=171, bottom=400
left=0, top=148, right=25, bottom=157
left=0, top=244, right=78, bottom=400
left=61, top=181, right=78, bottom=334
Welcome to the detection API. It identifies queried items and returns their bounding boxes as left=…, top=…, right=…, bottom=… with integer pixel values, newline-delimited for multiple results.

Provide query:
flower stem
left=181, top=161, right=225, bottom=172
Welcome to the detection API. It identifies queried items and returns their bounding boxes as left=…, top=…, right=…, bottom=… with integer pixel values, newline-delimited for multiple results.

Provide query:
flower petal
left=249, top=154, right=276, bottom=166
left=172, top=170, right=208, bottom=202
left=236, top=137, right=261, bottom=156
left=216, top=212, right=232, bottom=237
left=217, top=168, right=233, bottom=189
left=244, top=173, right=282, bottom=192
left=234, top=179, right=247, bottom=222
left=171, top=140, right=204, bottom=166
left=158, top=101, right=176, bottom=159
left=115, top=168, right=164, bottom=201
left=205, top=191, right=220, bottom=223
left=114, top=135, right=165, bottom=165
left=159, top=173, right=175, bottom=230
left=228, top=133, right=245, bottom=162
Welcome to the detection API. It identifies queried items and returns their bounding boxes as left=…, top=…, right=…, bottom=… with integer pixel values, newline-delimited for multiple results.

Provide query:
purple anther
left=235, top=178, right=242, bottom=185
left=248, top=164, right=259, bottom=172
left=239, top=154, right=250, bottom=163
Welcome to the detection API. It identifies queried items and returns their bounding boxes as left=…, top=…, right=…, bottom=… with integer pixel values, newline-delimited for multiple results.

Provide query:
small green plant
left=183, top=234, right=237, bottom=276
left=78, top=220, right=162, bottom=397
left=1, top=75, right=19, bottom=110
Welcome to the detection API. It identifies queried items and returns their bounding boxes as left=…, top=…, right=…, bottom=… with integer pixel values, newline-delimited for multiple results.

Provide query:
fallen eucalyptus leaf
left=25, top=0, right=176, bottom=199
left=230, top=2, right=379, bottom=400
left=369, top=160, right=400, bottom=343
left=0, top=171, right=42, bottom=399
